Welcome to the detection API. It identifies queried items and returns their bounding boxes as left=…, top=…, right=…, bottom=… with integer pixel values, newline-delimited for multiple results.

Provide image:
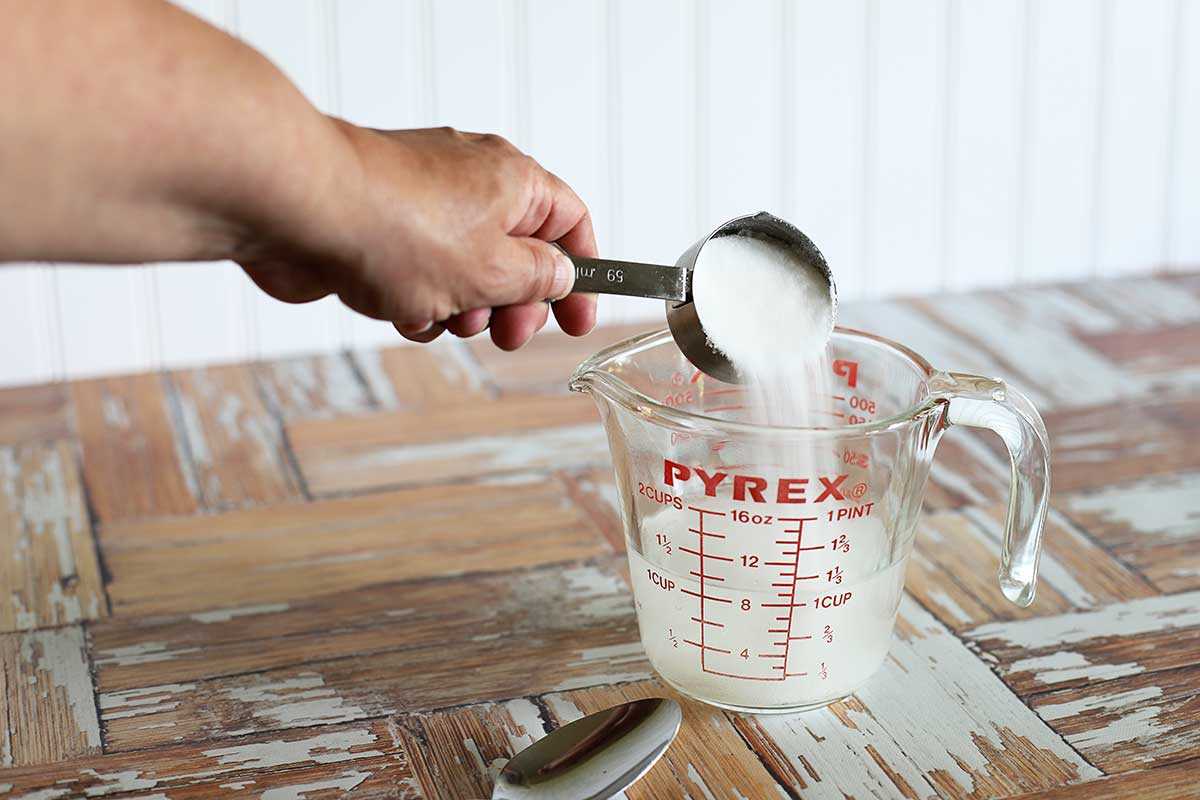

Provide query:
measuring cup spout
left=928, top=372, right=1051, bottom=606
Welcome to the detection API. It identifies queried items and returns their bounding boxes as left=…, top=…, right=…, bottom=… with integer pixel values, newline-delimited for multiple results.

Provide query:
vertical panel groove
left=936, top=0, right=959, bottom=292
left=603, top=0, right=623, bottom=256
left=1162, top=0, right=1186, bottom=271
left=859, top=0, right=878, bottom=297
left=1014, top=0, right=1037, bottom=284
left=690, top=0, right=709, bottom=234
left=777, top=0, right=794, bottom=219
left=1087, top=0, right=1115, bottom=278
left=420, top=0, right=437, bottom=124
left=502, top=0, right=531, bottom=150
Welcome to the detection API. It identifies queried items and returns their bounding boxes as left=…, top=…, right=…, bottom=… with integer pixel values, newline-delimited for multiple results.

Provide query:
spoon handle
left=566, top=255, right=689, bottom=302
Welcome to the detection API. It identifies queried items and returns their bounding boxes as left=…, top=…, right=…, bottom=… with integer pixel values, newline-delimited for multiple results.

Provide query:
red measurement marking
left=780, top=517, right=818, bottom=678
left=767, top=628, right=788, bottom=633
left=705, top=404, right=748, bottom=413
left=796, top=574, right=820, bottom=581
left=704, top=669, right=782, bottom=682
left=784, top=672, right=809, bottom=677
left=687, top=506, right=728, bottom=516
left=704, top=388, right=745, bottom=397
left=789, top=635, right=812, bottom=641
left=692, top=616, right=724, bottom=627
left=775, top=539, right=802, bottom=545
left=831, top=395, right=846, bottom=401
left=684, top=639, right=731, bottom=654
left=690, top=570, right=725, bottom=582
left=761, top=602, right=808, bottom=607
left=799, top=545, right=826, bottom=552
left=764, top=561, right=793, bottom=566
left=758, top=653, right=786, bottom=659
left=688, top=528, right=727, bottom=539
left=681, top=588, right=731, bottom=603
left=679, top=546, right=733, bottom=562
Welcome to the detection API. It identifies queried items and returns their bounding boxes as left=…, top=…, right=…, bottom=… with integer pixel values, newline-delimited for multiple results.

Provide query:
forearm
left=0, top=0, right=356, bottom=264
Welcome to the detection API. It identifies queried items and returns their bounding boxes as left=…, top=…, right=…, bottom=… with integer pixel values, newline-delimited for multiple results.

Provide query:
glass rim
left=570, top=326, right=945, bottom=438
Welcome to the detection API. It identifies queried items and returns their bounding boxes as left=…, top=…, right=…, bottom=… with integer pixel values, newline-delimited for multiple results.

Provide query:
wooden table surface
left=2, top=274, right=1199, bottom=799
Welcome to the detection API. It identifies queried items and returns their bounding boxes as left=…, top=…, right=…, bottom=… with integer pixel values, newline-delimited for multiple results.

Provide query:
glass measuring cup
left=571, top=328, right=1050, bottom=713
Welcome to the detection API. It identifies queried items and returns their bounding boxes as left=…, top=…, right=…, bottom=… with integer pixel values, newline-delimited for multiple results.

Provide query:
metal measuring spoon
left=490, top=697, right=682, bottom=800
left=566, top=211, right=837, bottom=383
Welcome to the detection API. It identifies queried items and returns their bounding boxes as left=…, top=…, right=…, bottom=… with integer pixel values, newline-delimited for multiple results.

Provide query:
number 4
left=740, top=648, right=749, bottom=660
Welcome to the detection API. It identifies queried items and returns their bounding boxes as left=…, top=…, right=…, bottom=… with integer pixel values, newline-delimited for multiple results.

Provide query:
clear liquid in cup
left=627, top=508, right=908, bottom=712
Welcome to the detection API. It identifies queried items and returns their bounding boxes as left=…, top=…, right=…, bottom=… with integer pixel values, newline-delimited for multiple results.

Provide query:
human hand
left=235, top=124, right=598, bottom=350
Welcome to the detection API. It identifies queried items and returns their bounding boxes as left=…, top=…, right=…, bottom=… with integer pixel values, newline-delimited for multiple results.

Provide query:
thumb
left=494, top=236, right=576, bottom=306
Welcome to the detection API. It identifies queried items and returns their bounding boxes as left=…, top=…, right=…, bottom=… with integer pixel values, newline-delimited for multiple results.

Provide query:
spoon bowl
left=491, top=698, right=682, bottom=800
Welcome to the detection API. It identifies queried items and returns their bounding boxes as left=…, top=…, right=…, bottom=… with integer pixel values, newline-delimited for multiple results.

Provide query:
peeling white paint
left=383, top=609, right=415, bottom=618
left=25, top=627, right=101, bottom=747
left=195, top=728, right=382, bottom=775
left=1038, top=687, right=1168, bottom=755
left=968, top=591, right=1200, bottom=650
left=350, top=349, right=400, bottom=409
left=562, top=565, right=634, bottom=621
left=223, top=674, right=370, bottom=728
left=79, top=769, right=156, bottom=796
left=100, top=683, right=195, bottom=720
left=189, top=603, right=290, bottom=624
left=94, top=642, right=201, bottom=668
left=502, top=698, right=546, bottom=754
left=352, top=425, right=608, bottom=477
left=686, top=764, right=718, bottom=800
left=749, top=595, right=1099, bottom=797
left=258, top=770, right=370, bottom=800
left=1007, top=651, right=1144, bottom=685
left=10, top=789, right=72, bottom=800
left=1064, top=472, right=1200, bottom=544
left=100, top=393, right=131, bottom=429
left=927, top=588, right=973, bottom=626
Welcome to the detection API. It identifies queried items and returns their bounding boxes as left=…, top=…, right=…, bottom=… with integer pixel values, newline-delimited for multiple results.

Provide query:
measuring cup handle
left=560, top=251, right=690, bottom=302
left=929, top=372, right=1051, bottom=607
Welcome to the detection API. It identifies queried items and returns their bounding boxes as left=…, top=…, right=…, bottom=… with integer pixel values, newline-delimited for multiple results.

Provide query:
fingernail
left=549, top=252, right=574, bottom=301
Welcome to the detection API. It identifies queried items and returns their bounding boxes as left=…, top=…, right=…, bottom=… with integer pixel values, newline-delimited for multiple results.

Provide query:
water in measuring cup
left=627, top=508, right=907, bottom=712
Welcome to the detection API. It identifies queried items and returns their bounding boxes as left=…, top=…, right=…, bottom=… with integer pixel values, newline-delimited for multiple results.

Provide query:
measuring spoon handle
left=565, top=254, right=689, bottom=302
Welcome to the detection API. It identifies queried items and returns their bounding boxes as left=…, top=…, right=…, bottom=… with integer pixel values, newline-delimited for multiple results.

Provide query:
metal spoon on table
left=564, top=211, right=837, bottom=383
left=489, top=697, right=682, bottom=800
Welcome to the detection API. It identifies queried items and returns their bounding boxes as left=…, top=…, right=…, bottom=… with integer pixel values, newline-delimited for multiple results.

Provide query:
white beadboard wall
left=2, top=0, right=1198, bottom=387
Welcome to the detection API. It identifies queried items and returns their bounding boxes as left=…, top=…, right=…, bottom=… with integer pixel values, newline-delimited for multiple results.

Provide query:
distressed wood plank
left=288, top=394, right=607, bottom=495
left=395, top=697, right=552, bottom=798
left=254, top=352, right=376, bottom=421
left=924, top=429, right=1010, bottom=511
left=101, top=475, right=613, bottom=616
left=1068, top=276, right=1200, bottom=329
left=912, top=292, right=1136, bottom=409
left=1031, top=666, right=1200, bottom=772
left=905, top=509, right=1073, bottom=632
left=0, top=441, right=105, bottom=631
left=732, top=594, right=1099, bottom=798
left=1061, top=471, right=1200, bottom=592
left=560, top=466, right=625, bottom=553
left=966, top=591, right=1200, bottom=697
left=92, top=559, right=631, bottom=693
left=71, top=374, right=197, bottom=522
left=0, top=718, right=416, bottom=798
left=0, top=625, right=100, bottom=766
left=1005, top=758, right=1200, bottom=799
left=0, top=382, right=72, bottom=446
left=468, top=324, right=653, bottom=395
left=168, top=364, right=300, bottom=510
left=543, top=680, right=786, bottom=800
left=1045, top=395, right=1200, bottom=495
left=98, top=598, right=645, bottom=751
left=356, top=339, right=492, bottom=409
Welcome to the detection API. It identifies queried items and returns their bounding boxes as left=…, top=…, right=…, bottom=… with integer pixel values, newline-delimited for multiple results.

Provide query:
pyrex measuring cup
left=571, top=328, right=1050, bottom=713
